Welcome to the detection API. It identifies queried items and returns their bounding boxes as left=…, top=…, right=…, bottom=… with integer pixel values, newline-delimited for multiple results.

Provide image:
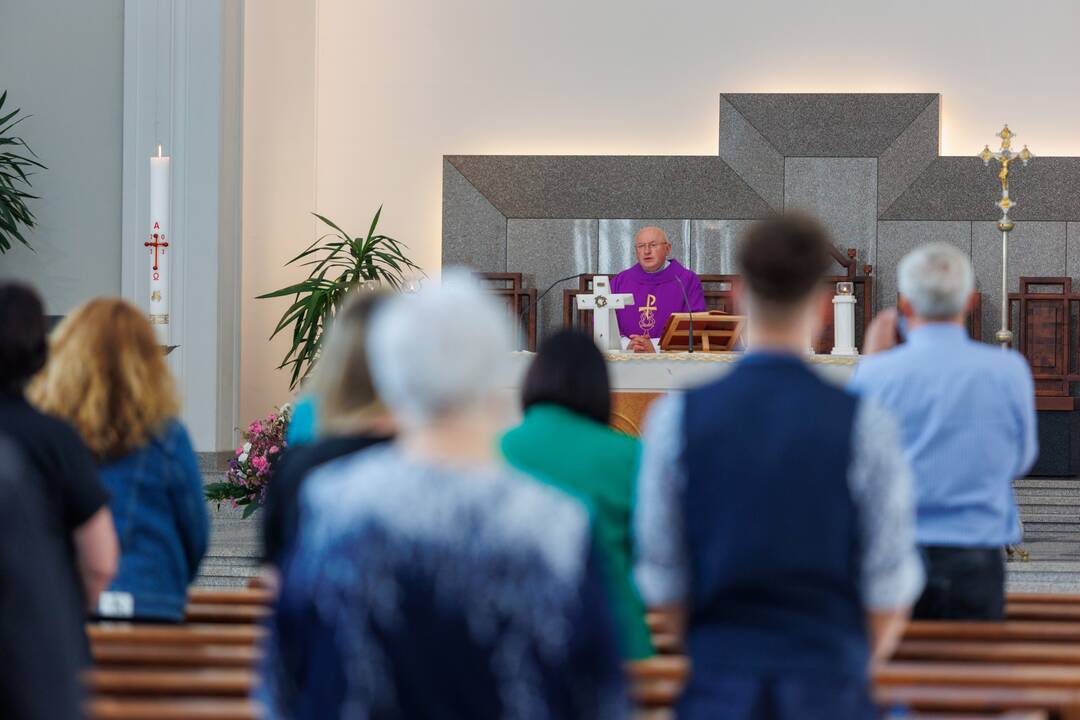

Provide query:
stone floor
left=194, top=454, right=1080, bottom=592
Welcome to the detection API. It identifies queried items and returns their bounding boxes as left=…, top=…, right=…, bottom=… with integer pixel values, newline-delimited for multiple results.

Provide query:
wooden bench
left=187, top=588, right=274, bottom=606
left=89, top=623, right=265, bottom=647
left=185, top=603, right=271, bottom=624
left=87, top=697, right=260, bottom=720
left=92, top=643, right=261, bottom=668
left=86, top=668, right=255, bottom=697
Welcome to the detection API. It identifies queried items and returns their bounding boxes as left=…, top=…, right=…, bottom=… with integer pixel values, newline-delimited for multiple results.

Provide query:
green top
left=500, top=404, right=654, bottom=659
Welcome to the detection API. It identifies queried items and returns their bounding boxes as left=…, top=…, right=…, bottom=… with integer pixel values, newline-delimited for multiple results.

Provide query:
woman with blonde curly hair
left=31, top=298, right=209, bottom=622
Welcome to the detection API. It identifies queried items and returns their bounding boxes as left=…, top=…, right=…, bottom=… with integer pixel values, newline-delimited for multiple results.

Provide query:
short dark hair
left=0, top=283, right=48, bottom=394
left=522, top=330, right=611, bottom=426
left=738, top=213, right=833, bottom=307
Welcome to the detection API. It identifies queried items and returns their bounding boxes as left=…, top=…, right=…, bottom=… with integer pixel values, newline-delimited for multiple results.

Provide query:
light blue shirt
left=849, top=323, right=1038, bottom=547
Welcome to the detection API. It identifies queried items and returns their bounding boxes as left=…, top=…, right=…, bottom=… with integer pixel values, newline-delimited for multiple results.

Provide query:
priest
left=611, top=226, right=706, bottom=352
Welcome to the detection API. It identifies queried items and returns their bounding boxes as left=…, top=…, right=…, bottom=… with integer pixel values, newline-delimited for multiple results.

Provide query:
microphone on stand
left=672, top=274, right=695, bottom=353
left=518, top=273, right=589, bottom=344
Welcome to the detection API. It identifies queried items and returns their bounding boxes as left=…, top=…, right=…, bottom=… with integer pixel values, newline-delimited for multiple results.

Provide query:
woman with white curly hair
left=264, top=270, right=627, bottom=719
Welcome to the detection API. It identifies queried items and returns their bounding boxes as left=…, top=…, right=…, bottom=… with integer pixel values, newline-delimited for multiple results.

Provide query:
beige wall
left=241, top=0, right=318, bottom=423
left=241, top=0, right=1080, bottom=421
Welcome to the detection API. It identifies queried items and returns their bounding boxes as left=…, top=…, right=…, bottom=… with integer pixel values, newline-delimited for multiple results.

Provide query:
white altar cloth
left=504, top=351, right=859, bottom=391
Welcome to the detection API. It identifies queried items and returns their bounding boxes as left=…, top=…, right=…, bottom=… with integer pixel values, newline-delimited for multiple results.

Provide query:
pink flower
left=249, top=421, right=264, bottom=435
left=235, top=447, right=243, bottom=456
left=251, top=455, right=269, bottom=473
left=269, top=445, right=279, bottom=454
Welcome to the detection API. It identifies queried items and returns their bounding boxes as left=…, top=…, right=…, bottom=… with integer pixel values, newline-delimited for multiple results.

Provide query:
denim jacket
left=99, top=420, right=209, bottom=621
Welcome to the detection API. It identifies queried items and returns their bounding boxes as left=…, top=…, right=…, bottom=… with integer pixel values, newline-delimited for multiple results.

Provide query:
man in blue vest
left=634, top=214, right=924, bottom=719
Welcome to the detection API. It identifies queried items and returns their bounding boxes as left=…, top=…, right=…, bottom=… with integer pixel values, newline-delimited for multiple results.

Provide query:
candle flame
left=156, top=144, right=163, bottom=158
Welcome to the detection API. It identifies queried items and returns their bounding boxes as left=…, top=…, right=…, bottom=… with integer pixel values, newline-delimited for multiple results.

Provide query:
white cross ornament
left=576, top=276, right=634, bottom=351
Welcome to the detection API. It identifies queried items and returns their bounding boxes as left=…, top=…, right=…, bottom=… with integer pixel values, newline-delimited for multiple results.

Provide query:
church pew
left=904, top=622, right=1080, bottom=643
left=874, top=661, right=1080, bottom=689
left=875, top=686, right=1080, bottom=720
left=1008, top=604, right=1080, bottom=623
left=906, top=714, right=1048, bottom=720
left=87, top=697, right=261, bottom=720
left=92, top=643, right=261, bottom=668
left=896, top=641, right=1080, bottom=666
left=85, top=668, right=255, bottom=697
left=184, top=603, right=271, bottom=624
left=187, top=588, right=274, bottom=606
left=89, top=623, right=265, bottom=646
left=1009, top=594, right=1080, bottom=605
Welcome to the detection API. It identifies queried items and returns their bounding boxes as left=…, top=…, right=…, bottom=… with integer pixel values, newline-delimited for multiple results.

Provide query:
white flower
left=238, top=453, right=248, bottom=463
left=243, top=442, right=252, bottom=452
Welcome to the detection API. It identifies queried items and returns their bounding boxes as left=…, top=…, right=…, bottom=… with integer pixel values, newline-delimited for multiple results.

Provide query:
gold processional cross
left=979, top=125, right=1032, bottom=348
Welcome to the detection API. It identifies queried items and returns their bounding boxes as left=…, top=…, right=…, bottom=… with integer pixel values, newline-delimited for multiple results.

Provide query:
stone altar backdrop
left=443, top=93, right=1080, bottom=346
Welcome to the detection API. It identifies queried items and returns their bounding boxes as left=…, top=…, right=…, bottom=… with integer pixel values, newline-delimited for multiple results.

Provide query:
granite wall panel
left=690, top=220, right=756, bottom=275
left=1069, top=223, right=1080, bottom=285
left=785, top=157, right=878, bottom=269
left=442, top=159, right=506, bottom=271
left=878, top=97, right=940, bottom=215
left=722, top=93, right=937, bottom=157
left=719, top=97, right=783, bottom=210
left=506, top=219, right=598, bottom=339
left=446, top=155, right=771, bottom=219
left=875, top=221, right=971, bottom=310
left=598, top=219, right=690, bottom=274
left=972, top=221, right=1067, bottom=343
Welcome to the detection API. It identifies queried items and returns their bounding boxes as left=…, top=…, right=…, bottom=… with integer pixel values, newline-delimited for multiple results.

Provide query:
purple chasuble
left=609, top=259, right=707, bottom=339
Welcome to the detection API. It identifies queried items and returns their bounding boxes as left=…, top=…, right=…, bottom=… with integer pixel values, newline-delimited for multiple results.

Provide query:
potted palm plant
left=0, top=91, right=46, bottom=254
left=259, top=207, right=421, bottom=389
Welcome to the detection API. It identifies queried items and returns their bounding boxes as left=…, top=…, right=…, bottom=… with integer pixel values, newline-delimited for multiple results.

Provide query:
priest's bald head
left=634, top=226, right=671, bottom=273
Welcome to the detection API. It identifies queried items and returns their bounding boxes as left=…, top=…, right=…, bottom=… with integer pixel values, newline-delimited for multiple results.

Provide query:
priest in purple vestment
left=610, top=227, right=706, bottom=352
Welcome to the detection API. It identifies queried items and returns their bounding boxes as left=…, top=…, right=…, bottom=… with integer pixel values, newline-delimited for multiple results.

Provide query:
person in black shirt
left=0, top=436, right=85, bottom=720
left=262, top=291, right=394, bottom=571
left=0, top=283, right=117, bottom=613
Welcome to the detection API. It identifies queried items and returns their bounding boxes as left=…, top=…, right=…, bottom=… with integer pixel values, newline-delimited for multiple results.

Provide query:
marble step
left=1020, top=514, right=1080, bottom=532
left=1016, top=477, right=1080, bottom=491
left=1015, top=484, right=1080, bottom=498
left=1018, top=497, right=1080, bottom=515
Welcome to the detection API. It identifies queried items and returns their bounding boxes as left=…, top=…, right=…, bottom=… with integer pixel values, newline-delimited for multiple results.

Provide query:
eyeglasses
left=635, top=243, right=666, bottom=251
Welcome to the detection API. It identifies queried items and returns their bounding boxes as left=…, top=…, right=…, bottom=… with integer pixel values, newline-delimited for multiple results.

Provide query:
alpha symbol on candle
left=144, top=232, right=169, bottom=270
left=151, top=290, right=161, bottom=302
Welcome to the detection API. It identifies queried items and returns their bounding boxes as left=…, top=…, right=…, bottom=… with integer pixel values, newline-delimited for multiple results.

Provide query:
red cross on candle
left=144, top=232, right=169, bottom=270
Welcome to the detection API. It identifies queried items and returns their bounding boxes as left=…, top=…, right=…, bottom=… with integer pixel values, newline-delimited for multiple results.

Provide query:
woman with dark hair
left=0, top=283, right=117, bottom=618
left=501, top=329, right=654, bottom=659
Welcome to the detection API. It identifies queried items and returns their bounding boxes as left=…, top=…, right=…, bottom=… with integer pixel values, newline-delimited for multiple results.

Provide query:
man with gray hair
left=850, top=243, right=1037, bottom=620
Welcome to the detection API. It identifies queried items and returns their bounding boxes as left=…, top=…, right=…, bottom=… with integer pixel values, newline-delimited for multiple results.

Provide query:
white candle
left=147, top=145, right=171, bottom=345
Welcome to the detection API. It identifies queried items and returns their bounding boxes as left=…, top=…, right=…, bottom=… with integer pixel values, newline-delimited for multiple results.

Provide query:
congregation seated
left=502, top=329, right=654, bottom=660
left=0, top=283, right=118, bottom=621
left=30, top=298, right=208, bottom=623
left=262, top=290, right=395, bottom=571
left=633, top=214, right=925, bottom=719
left=264, top=271, right=627, bottom=717
left=852, top=244, right=1038, bottom=620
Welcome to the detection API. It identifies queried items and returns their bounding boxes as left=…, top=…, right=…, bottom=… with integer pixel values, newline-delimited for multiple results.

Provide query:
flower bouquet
left=205, top=405, right=291, bottom=519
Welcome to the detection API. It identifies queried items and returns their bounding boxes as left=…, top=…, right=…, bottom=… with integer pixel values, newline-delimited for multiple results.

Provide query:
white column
left=831, top=283, right=858, bottom=356
left=121, top=0, right=243, bottom=451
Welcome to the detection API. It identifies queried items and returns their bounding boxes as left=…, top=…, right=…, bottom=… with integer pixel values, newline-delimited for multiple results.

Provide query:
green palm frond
left=258, top=208, right=421, bottom=389
left=0, top=91, right=46, bottom=254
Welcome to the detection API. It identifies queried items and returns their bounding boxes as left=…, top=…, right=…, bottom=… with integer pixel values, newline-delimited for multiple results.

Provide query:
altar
left=505, top=351, right=859, bottom=435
